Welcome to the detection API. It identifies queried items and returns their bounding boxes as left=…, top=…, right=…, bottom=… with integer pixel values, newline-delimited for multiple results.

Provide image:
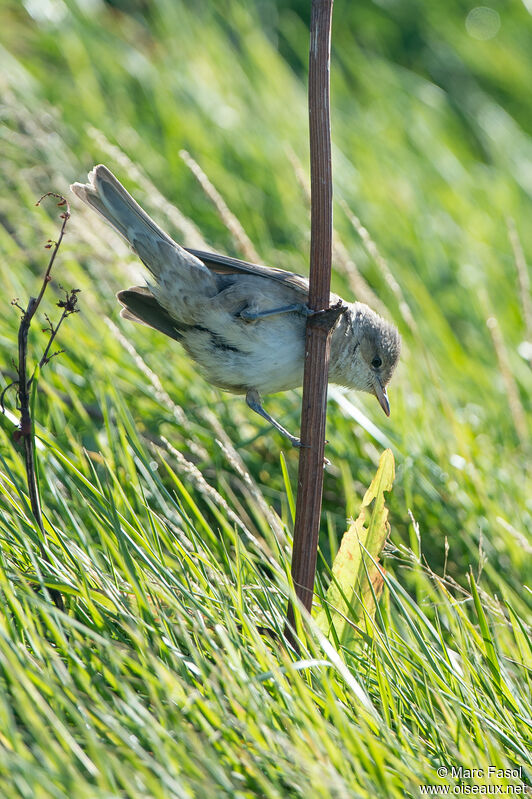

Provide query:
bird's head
left=333, top=303, right=401, bottom=415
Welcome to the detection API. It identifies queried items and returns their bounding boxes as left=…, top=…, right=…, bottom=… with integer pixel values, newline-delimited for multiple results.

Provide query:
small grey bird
left=71, top=166, right=400, bottom=445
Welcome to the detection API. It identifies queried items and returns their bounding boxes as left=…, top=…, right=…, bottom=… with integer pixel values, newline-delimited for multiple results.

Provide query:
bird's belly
left=182, top=320, right=305, bottom=395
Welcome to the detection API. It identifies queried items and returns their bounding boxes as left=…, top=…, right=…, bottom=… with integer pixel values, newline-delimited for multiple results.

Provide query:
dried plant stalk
left=285, top=0, right=337, bottom=644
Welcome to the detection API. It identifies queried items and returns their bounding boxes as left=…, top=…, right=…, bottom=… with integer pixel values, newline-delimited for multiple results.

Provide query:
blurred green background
left=0, top=1, right=531, bottom=795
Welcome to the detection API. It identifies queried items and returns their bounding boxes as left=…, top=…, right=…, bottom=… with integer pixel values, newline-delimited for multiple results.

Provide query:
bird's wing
left=117, top=286, right=185, bottom=341
left=186, top=248, right=311, bottom=300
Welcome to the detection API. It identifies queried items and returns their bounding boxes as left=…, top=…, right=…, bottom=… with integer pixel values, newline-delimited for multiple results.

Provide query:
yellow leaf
left=315, top=449, right=395, bottom=645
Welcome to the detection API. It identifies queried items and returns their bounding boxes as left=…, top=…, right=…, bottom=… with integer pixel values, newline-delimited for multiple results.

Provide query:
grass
left=0, top=0, right=531, bottom=796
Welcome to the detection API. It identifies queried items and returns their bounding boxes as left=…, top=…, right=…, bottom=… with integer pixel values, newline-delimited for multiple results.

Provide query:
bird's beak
left=373, top=379, right=390, bottom=417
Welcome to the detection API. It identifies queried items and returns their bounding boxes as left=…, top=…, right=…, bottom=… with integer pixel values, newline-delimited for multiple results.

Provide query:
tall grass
left=0, top=1, right=530, bottom=795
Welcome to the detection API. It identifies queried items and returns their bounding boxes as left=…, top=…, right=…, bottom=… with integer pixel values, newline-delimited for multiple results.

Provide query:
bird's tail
left=71, top=164, right=175, bottom=252
left=71, top=165, right=214, bottom=290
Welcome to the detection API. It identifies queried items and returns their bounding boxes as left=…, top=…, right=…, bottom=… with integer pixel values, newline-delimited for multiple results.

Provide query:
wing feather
left=185, top=248, right=311, bottom=299
left=117, top=286, right=185, bottom=341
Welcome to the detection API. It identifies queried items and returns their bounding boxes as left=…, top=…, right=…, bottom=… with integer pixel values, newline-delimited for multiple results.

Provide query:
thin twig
left=1, top=380, right=18, bottom=414
left=39, top=289, right=80, bottom=368
left=30, top=194, right=70, bottom=319
left=11, top=194, right=74, bottom=612
left=285, top=0, right=336, bottom=646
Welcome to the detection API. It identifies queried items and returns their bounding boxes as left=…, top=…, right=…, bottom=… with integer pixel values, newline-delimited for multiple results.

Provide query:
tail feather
left=71, top=165, right=175, bottom=248
left=71, top=166, right=215, bottom=292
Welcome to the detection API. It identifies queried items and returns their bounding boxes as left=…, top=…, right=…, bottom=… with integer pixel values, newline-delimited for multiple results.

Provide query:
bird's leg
left=245, top=389, right=302, bottom=447
left=239, top=303, right=315, bottom=321
left=239, top=300, right=347, bottom=323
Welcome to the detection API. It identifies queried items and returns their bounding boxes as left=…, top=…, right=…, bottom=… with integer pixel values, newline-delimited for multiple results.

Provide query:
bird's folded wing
left=117, top=286, right=185, bottom=341
left=186, top=248, right=311, bottom=300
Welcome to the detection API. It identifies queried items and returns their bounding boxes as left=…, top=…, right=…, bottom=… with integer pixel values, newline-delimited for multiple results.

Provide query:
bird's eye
left=371, top=356, right=382, bottom=368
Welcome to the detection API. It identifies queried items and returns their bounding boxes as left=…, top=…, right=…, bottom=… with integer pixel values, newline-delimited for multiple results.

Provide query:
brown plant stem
left=13, top=194, right=71, bottom=612
left=285, top=0, right=335, bottom=646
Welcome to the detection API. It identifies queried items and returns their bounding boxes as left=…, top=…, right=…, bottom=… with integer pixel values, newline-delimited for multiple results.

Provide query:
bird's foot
left=246, top=389, right=304, bottom=447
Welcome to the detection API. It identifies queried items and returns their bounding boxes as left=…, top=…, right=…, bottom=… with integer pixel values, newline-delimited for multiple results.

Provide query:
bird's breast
left=181, top=316, right=305, bottom=395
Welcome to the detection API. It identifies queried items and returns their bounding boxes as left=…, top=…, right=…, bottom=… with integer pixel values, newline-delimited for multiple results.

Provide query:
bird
left=71, top=165, right=400, bottom=446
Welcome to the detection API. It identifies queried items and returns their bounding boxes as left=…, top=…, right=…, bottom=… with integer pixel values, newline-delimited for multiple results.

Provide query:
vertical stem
left=13, top=191, right=71, bottom=613
left=18, top=299, right=45, bottom=536
left=286, top=0, right=335, bottom=642
left=18, top=299, right=64, bottom=610
left=18, top=299, right=64, bottom=611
